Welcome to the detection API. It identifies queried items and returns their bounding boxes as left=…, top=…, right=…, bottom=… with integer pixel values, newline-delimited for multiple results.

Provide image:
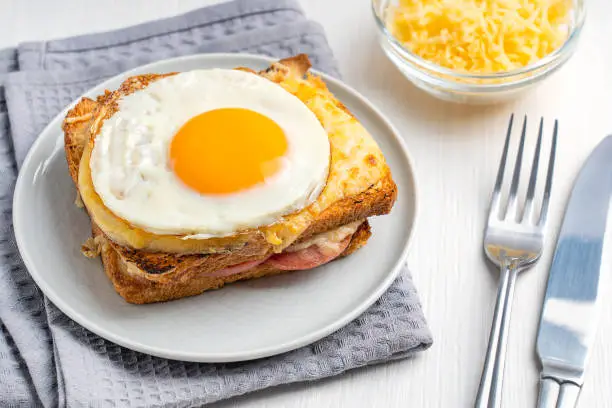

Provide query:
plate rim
left=13, top=53, right=419, bottom=362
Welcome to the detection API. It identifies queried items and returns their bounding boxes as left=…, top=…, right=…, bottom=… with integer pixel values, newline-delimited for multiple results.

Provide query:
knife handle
left=537, top=377, right=581, bottom=408
left=556, top=383, right=581, bottom=408
left=537, top=377, right=560, bottom=408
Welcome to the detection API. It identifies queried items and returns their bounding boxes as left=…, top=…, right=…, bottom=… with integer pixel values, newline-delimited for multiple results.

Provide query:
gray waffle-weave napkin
left=0, top=1, right=432, bottom=407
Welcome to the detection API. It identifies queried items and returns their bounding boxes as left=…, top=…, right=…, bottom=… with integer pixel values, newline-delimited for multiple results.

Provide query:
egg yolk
left=169, top=108, right=288, bottom=195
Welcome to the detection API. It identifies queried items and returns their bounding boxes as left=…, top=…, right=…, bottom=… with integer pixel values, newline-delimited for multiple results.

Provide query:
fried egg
left=89, top=69, right=330, bottom=237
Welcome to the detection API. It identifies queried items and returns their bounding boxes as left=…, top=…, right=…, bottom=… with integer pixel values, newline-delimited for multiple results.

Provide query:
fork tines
left=489, top=114, right=558, bottom=226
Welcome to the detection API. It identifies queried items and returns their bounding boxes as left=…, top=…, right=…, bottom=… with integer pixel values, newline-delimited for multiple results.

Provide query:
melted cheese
left=285, top=220, right=364, bottom=253
left=387, top=0, right=572, bottom=73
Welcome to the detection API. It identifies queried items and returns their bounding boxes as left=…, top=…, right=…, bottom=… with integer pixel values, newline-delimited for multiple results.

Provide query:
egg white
left=89, top=69, right=330, bottom=237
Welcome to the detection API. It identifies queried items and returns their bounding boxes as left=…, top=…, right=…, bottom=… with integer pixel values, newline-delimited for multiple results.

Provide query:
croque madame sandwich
left=63, top=54, right=397, bottom=304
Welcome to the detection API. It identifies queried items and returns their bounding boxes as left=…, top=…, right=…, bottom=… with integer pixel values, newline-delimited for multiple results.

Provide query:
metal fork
left=474, top=115, right=558, bottom=408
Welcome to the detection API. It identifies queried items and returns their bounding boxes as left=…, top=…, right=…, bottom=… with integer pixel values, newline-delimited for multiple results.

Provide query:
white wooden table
left=2, top=0, right=612, bottom=407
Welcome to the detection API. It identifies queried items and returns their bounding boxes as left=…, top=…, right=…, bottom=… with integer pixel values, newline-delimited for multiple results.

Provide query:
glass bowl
left=372, top=0, right=586, bottom=105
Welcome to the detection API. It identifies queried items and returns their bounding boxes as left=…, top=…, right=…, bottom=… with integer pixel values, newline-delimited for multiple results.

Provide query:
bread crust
left=64, top=55, right=396, bottom=304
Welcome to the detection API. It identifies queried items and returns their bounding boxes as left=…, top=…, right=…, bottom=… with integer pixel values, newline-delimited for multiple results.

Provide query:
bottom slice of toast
left=93, top=221, right=372, bottom=304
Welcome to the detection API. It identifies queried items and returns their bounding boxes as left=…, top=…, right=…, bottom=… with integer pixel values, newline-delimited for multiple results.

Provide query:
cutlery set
left=476, top=118, right=612, bottom=408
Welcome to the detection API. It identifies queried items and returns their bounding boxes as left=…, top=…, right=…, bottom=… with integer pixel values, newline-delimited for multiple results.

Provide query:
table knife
left=535, top=135, right=612, bottom=408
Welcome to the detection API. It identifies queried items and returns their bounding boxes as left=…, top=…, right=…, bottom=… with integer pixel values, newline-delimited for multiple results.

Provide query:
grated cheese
left=386, top=0, right=572, bottom=74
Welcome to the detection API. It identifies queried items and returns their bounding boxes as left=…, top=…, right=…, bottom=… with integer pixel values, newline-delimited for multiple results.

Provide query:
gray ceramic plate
left=13, top=53, right=418, bottom=362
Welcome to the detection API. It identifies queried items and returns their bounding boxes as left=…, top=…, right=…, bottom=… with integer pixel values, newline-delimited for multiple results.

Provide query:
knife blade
left=536, top=135, right=612, bottom=408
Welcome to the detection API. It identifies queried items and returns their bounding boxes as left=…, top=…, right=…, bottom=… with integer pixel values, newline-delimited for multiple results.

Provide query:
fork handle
left=474, top=263, right=519, bottom=408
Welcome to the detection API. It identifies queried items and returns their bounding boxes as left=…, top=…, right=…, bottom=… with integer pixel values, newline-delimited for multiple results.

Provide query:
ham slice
left=266, top=235, right=351, bottom=271
left=208, top=225, right=357, bottom=277
left=208, top=258, right=269, bottom=278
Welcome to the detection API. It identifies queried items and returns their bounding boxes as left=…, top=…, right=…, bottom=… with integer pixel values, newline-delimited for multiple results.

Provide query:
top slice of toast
left=63, top=55, right=397, bottom=279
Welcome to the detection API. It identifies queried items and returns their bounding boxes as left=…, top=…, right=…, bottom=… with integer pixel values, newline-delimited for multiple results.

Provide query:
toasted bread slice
left=66, top=55, right=397, bottom=257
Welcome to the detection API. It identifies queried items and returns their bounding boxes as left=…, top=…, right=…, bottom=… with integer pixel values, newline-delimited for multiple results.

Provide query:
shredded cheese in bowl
left=386, top=0, right=573, bottom=74
left=373, top=0, right=584, bottom=103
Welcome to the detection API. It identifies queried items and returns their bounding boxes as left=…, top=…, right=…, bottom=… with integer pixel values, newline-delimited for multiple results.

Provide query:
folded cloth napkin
left=0, top=1, right=432, bottom=407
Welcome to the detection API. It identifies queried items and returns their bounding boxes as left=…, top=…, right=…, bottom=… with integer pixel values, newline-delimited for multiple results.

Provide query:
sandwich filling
left=187, top=220, right=364, bottom=278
